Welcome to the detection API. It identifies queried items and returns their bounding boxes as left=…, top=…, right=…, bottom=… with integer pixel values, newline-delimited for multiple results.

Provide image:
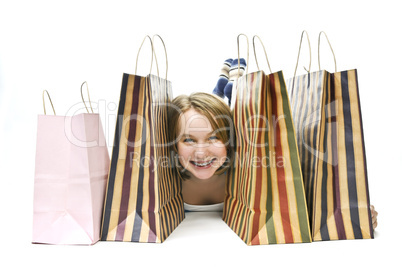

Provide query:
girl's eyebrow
left=181, top=131, right=216, bottom=138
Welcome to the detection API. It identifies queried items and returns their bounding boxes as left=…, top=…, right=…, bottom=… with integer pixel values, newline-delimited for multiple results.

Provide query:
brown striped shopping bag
left=101, top=35, right=184, bottom=243
left=286, top=31, right=373, bottom=241
left=223, top=35, right=311, bottom=245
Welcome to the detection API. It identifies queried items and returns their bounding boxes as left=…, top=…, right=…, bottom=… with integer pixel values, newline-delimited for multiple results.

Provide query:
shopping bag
left=223, top=35, right=311, bottom=245
left=101, top=35, right=184, bottom=243
left=32, top=86, right=110, bottom=245
left=286, top=31, right=373, bottom=241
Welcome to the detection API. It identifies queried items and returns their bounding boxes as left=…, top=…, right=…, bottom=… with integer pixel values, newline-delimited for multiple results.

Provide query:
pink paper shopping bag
left=32, top=87, right=110, bottom=245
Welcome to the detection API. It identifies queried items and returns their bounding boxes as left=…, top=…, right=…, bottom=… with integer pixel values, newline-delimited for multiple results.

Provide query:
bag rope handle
left=42, top=90, right=56, bottom=115
left=293, top=30, right=311, bottom=77
left=237, top=33, right=249, bottom=76
left=152, top=34, right=168, bottom=80
left=318, top=31, right=337, bottom=72
left=252, top=35, right=272, bottom=74
left=80, top=81, right=94, bottom=113
left=135, top=35, right=158, bottom=77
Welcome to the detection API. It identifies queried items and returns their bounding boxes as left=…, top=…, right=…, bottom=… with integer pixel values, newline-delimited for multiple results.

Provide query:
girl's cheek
left=177, top=143, right=193, bottom=157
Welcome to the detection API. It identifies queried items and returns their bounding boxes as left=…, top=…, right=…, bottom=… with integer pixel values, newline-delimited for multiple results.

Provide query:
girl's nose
left=194, top=151, right=207, bottom=158
left=193, top=144, right=210, bottom=158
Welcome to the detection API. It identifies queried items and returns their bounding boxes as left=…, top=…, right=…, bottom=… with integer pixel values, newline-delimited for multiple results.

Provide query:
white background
left=0, top=0, right=401, bottom=266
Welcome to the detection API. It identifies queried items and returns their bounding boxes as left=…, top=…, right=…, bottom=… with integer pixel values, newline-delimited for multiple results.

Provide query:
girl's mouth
left=190, top=159, right=216, bottom=168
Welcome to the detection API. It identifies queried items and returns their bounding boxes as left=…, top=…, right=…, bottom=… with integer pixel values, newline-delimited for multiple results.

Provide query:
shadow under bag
left=286, top=31, right=373, bottom=241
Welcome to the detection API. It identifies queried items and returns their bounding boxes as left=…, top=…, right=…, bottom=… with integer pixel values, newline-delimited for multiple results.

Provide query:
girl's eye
left=183, top=138, right=195, bottom=143
left=208, top=136, right=219, bottom=141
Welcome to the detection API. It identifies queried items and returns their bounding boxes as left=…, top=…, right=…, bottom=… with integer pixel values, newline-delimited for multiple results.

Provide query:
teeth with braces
left=193, top=159, right=214, bottom=167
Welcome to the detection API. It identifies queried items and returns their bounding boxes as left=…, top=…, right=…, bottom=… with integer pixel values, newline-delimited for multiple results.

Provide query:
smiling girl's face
left=176, top=108, right=228, bottom=180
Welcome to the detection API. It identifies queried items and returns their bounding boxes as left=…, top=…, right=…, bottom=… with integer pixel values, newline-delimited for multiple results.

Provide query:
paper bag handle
left=293, top=30, right=311, bottom=77
left=135, top=35, right=157, bottom=77
left=42, top=90, right=56, bottom=115
left=152, top=34, right=168, bottom=80
left=236, top=33, right=249, bottom=76
left=252, top=35, right=272, bottom=74
left=318, top=31, right=337, bottom=72
left=80, top=81, right=94, bottom=113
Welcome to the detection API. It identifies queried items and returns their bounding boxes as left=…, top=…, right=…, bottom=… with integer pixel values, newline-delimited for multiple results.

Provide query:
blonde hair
left=168, top=92, right=234, bottom=180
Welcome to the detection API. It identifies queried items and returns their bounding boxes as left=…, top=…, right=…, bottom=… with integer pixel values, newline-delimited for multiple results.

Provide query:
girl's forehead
left=178, top=108, right=213, bottom=133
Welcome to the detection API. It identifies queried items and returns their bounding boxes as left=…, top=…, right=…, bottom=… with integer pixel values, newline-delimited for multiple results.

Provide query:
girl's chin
left=190, top=172, right=215, bottom=180
left=187, top=165, right=220, bottom=180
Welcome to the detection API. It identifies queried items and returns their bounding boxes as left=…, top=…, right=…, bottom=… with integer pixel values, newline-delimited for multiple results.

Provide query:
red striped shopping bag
left=101, top=35, right=184, bottom=243
left=223, top=35, right=311, bottom=245
left=286, top=31, right=373, bottom=241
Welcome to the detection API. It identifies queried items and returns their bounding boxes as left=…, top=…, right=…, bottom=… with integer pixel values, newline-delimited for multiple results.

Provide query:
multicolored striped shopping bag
left=286, top=31, right=373, bottom=241
left=101, top=36, right=184, bottom=243
left=223, top=35, right=311, bottom=245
